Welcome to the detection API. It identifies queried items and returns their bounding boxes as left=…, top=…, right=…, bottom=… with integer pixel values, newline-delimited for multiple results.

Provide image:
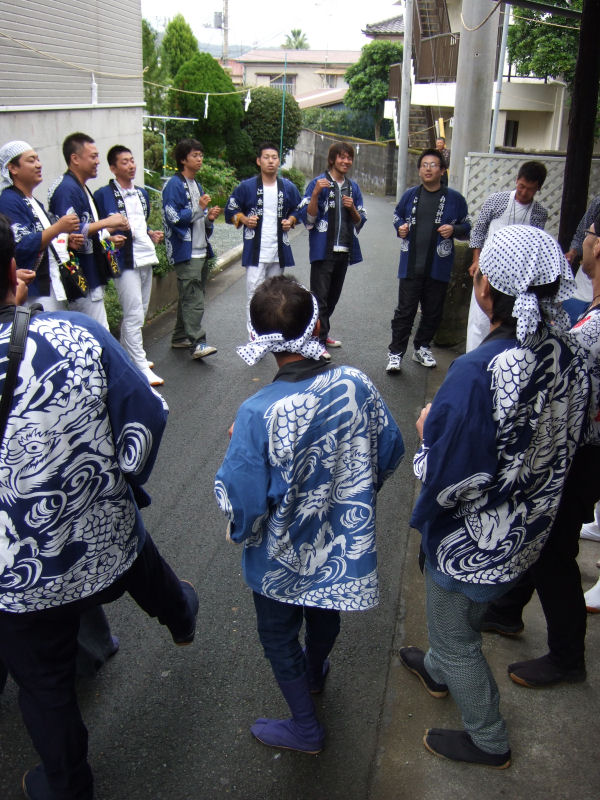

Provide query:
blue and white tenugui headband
left=236, top=293, right=325, bottom=365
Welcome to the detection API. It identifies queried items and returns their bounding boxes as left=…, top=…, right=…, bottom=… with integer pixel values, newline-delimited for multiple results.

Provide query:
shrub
left=280, top=166, right=306, bottom=195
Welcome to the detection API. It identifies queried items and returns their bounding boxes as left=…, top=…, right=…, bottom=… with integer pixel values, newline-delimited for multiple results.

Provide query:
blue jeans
left=253, top=592, right=340, bottom=682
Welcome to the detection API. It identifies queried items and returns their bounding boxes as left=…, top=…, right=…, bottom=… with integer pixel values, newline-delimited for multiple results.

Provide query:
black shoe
left=399, top=646, right=448, bottom=698
left=424, top=728, right=511, bottom=769
left=22, top=764, right=52, bottom=799
left=480, top=609, right=524, bottom=636
left=171, top=580, right=199, bottom=645
left=508, top=653, right=586, bottom=688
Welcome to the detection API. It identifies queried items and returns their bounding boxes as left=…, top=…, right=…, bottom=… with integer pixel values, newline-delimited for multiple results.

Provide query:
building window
left=270, top=75, right=296, bottom=94
left=323, top=74, right=338, bottom=89
left=504, top=119, right=519, bottom=147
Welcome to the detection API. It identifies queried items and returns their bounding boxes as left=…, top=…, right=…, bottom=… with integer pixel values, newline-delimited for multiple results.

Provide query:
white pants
left=28, top=287, right=67, bottom=313
left=246, top=262, right=283, bottom=331
left=466, top=288, right=491, bottom=353
left=114, top=266, right=153, bottom=371
left=69, top=287, right=109, bottom=330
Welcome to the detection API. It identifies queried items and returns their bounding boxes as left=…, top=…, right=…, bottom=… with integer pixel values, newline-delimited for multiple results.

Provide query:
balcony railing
left=415, top=32, right=460, bottom=83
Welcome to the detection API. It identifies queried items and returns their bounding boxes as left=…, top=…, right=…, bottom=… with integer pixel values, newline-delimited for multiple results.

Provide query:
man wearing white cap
left=0, top=141, right=80, bottom=310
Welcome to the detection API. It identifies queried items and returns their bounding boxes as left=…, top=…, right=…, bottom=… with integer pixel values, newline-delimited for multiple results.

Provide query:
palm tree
left=282, top=29, right=309, bottom=50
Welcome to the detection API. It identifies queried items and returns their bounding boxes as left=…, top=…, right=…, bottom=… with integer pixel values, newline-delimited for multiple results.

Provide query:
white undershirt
left=119, top=187, right=158, bottom=268
left=28, top=196, right=67, bottom=301
left=259, top=182, right=278, bottom=263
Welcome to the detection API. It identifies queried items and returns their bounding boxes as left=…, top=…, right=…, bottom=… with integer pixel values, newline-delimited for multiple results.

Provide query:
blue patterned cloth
left=161, top=172, right=214, bottom=265
left=215, top=361, right=404, bottom=610
left=569, top=305, right=600, bottom=445
left=0, top=310, right=168, bottom=612
left=411, top=325, right=588, bottom=596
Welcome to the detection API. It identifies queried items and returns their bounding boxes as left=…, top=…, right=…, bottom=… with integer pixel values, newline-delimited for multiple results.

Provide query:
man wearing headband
left=215, top=275, right=404, bottom=754
left=48, top=132, right=129, bottom=328
left=0, top=140, right=80, bottom=309
left=466, top=161, right=548, bottom=351
left=401, top=225, right=587, bottom=767
left=482, top=212, right=600, bottom=686
left=0, top=215, right=199, bottom=799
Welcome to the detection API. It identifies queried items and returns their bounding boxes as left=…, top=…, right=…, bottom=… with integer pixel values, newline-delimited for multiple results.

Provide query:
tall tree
left=142, top=19, right=167, bottom=122
left=507, top=0, right=581, bottom=89
left=282, top=29, right=309, bottom=50
left=169, top=52, right=243, bottom=155
left=345, top=40, right=403, bottom=140
left=162, top=14, right=199, bottom=79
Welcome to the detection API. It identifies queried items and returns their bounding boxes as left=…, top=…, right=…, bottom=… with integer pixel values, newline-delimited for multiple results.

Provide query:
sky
left=141, top=0, right=403, bottom=53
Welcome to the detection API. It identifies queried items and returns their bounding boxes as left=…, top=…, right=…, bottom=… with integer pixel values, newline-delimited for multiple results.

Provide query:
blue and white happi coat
left=214, top=362, right=404, bottom=610
left=0, top=310, right=168, bottom=613
left=225, top=175, right=301, bottom=268
left=569, top=305, right=600, bottom=446
left=411, top=325, right=588, bottom=594
left=161, top=172, right=214, bottom=265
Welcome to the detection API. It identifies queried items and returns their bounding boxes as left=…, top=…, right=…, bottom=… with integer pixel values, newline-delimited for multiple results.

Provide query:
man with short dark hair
left=466, top=160, right=548, bottom=350
left=296, top=141, right=367, bottom=358
left=225, top=142, right=301, bottom=331
left=386, top=148, right=470, bottom=373
left=48, top=132, right=129, bottom=328
left=435, top=137, right=450, bottom=186
left=0, top=214, right=198, bottom=799
left=94, top=145, right=165, bottom=386
left=162, top=138, right=221, bottom=359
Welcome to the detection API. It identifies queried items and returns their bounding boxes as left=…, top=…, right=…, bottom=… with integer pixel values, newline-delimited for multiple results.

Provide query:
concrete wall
left=0, top=107, right=145, bottom=202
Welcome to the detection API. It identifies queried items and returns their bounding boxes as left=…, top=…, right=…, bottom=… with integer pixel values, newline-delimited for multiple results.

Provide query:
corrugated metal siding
left=0, top=0, right=143, bottom=107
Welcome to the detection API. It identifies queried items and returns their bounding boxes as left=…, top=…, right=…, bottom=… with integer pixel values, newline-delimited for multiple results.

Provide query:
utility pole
left=558, top=0, right=600, bottom=251
left=396, top=0, right=414, bottom=200
left=449, top=0, right=499, bottom=193
left=222, top=0, right=229, bottom=62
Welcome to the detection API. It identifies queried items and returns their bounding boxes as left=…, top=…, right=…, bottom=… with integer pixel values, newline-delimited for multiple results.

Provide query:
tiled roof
left=363, top=16, right=405, bottom=36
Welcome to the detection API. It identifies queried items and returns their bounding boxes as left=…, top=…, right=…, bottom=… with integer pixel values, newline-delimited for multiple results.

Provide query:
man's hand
left=564, top=248, right=579, bottom=265
left=437, top=224, right=454, bottom=239
left=109, top=235, right=127, bottom=250
left=15, top=276, right=29, bottom=305
left=397, top=223, right=409, bottom=239
left=16, top=268, right=36, bottom=286
left=243, top=214, right=259, bottom=229
left=416, top=403, right=432, bottom=441
left=313, top=177, right=331, bottom=195
left=68, top=233, right=84, bottom=250
left=207, top=205, right=222, bottom=222
left=104, top=213, right=129, bottom=233
left=468, top=261, right=479, bottom=278
left=281, top=217, right=295, bottom=232
left=199, top=193, right=211, bottom=211
left=149, top=230, right=164, bottom=244
left=56, top=214, right=80, bottom=234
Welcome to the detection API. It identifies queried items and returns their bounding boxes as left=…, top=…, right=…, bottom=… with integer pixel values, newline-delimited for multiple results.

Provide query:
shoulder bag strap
left=0, top=305, right=32, bottom=447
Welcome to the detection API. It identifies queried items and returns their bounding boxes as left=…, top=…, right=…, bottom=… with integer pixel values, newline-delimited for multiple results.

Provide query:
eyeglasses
left=584, top=229, right=599, bottom=239
left=420, top=162, right=441, bottom=169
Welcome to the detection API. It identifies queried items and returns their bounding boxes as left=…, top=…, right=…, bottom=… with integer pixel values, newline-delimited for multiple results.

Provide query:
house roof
left=295, top=88, right=347, bottom=109
left=235, top=49, right=361, bottom=66
left=363, top=15, right=405, bottom=37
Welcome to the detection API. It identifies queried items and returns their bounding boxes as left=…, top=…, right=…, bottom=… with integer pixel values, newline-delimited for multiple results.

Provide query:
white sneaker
left=321, top=350, right=332, bottom=362
left=386, top=353, right=402, bottom=373
left=147, top=360, right=155, bottom=369
left=143, top=366, right=164, bottom=387
left=584, top=576, right=600, bottom=613
left=191, top=343, right=217, bottom=359
left=326, top=336, right=342, bottom=348
left=580, top=521, right=600, bottom=541
left=412, top=346, right=436, bottom=368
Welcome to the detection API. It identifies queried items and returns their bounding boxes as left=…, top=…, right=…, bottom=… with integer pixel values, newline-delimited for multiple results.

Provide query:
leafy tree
left=242, top=87, right=302, bottom=159
left=142, top=19, right=167, bottom=121
left=169, top=52, right=244, bottom=156
left=283, top=29, right=309, bottom=50
left=302, top=107, right=391, bottom=141
left=162, top=14, right=199, bottom=79
left=345, top=40, right=403, bottom=140
left=507, top=0, right=581, bottom=90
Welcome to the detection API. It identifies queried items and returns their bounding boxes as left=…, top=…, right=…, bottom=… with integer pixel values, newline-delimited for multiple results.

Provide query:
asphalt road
left=0, top=194, right=433, bottom=800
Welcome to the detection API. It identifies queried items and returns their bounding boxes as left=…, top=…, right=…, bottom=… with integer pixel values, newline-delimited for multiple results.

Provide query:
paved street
left=1, top=194, right=599, bottom=799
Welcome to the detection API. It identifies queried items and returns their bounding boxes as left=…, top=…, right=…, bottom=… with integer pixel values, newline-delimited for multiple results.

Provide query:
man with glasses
left=162, top=138, right=222, bottom=359
left=386, top=148, right=470, bottom=373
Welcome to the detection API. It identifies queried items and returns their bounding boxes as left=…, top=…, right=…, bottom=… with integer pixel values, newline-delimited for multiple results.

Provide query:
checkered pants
left=423, top=569, right=510, bottom=754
